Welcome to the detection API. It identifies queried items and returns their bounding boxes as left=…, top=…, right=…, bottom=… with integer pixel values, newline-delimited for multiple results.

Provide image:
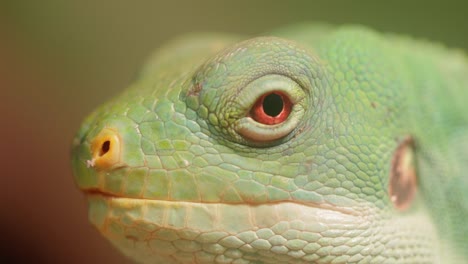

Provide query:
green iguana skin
left=71, top=24, right=468, bottom=263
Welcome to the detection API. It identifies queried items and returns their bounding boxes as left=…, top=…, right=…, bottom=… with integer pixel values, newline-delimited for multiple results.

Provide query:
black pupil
left=263, top=93, right=284, bottom=117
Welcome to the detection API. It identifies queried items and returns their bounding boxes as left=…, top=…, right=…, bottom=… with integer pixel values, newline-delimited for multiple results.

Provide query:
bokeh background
left=1, top=1, right=467, bottom=263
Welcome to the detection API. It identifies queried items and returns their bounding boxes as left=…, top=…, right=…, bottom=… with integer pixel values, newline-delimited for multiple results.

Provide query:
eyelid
left=233, top=74, right=307, bottom=145
left=235, top=75, right=304, bottom=111
left=235, top=106, right=304, bottom=142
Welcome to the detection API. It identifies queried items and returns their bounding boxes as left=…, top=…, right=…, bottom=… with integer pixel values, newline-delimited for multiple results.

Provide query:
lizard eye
left=250, top=92, right=292, bottom=125
left=234, top=74, right=307, bottom=145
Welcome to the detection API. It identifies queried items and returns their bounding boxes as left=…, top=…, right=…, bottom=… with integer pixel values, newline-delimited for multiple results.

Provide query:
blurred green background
left=1, top=1, right=467, bottom=263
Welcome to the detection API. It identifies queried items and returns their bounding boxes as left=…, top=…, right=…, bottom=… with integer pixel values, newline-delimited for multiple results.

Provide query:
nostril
left=89, top=128, right=121, bottom=169
left=99, top=140, right=111, bottom=157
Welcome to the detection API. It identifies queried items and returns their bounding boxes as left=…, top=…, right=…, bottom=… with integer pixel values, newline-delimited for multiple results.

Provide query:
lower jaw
left=85, top=194, right=376, bottom=263
left=85, top=195, right=439, bottom=263
left=86, top=194, right=363, bottom=232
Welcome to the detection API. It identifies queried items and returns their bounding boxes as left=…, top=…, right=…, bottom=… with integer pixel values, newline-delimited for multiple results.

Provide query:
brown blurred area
left=1, top=1, right=467, bottom=263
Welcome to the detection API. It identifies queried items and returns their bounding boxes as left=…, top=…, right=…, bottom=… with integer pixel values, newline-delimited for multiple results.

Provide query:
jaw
left=85, top=195, right=439, bottom=264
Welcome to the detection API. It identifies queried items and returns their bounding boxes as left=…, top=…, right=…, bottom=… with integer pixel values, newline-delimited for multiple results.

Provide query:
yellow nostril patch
left=89, top=128, right=121, bottom=170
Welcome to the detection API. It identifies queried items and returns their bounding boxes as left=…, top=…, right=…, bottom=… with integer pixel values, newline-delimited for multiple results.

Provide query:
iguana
left=71, top=24, right=468, bottom=263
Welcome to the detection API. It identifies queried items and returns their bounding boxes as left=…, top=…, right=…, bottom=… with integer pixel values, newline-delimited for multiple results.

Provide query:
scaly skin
left=71, top=25, right=468, bottom=263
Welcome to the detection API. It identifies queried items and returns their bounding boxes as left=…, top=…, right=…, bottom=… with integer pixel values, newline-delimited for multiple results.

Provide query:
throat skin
left=71, top=24, right=468, bottom=263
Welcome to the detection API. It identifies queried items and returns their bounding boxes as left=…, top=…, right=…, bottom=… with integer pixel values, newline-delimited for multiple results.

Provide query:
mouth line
left=83, top=188, right=121, bottom=198
left=81, top=188, right=361, bottom=217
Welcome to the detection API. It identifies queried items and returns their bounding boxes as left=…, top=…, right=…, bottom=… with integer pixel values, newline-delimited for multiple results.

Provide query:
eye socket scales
left=188, top=37, right=322, bottom=147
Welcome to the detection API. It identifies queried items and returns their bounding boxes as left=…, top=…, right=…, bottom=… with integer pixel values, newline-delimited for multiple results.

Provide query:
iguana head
left=72, top=27, right=453, bottom=263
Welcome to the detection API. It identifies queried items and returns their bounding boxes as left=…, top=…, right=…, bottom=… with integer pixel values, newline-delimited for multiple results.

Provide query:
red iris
left=250, top=92, right=292, bottom=125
